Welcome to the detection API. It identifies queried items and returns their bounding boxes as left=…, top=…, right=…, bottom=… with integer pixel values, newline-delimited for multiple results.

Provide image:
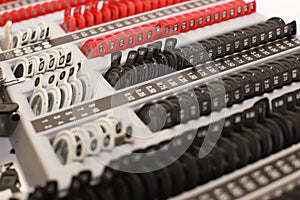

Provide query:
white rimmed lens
left=46, top=73, right=61, bottom=112
left=57, top=47, right=67, bottom=68
left=58, top=70, right=72, bottom=108
left=12, top=31, right=22, bottom=48
left=48, top=51, right=59, bottom=71
left=13, top=58, right=29, bottom=78
left=68, top=65, right=83, bottom=104
left=27, top=56, right=40, bottom=77
left=45, top=24, right=51, bottom=39
left=38, top=22, right=47, bottom=40
left=29, top=25, right=40, bottom=43
left=21, top=28, right=32, bottom=46
left=82, top=122, right=104, bottom=155
left=53, top=130, right=86, bottom=165
left=77, top=61, right=92, bottom=101
left=97, top=117, right=115, bottom=150
left=37, top=53, right=50, bottom=74
left=29, top=75, right=48, bottom=116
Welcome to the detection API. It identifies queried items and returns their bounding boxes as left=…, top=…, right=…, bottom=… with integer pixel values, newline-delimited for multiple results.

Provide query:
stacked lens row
left=104, top=17, right=296, bottom=89
left=13, top=46, right=74, bottom=79
left=138, top=50, right=300, bottom=132
left=62, top=0, right=188, bottom=32
left=26, top=89, right=300, bottom=200
left=52, top=116, right=133, bottom=165
left=81, top=0, right=256, bottom=58
left=0, top=0, right=93, bottom=26
left=1, top=22, right=51, bottom=51
left=29, top=61, right=92, bottom=116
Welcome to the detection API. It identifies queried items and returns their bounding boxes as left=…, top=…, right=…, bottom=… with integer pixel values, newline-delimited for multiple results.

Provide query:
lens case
left=207, top=81, right=226, bottom=111
left=48, top=50, right=60, bottom=71
left=57, top=69, right=72, bottom=108
left=222, top=78, right=237, bottom=107
left=284, top=56, right=300, bottom=81
left=45, top=72, right=61, bottom=112
left=68, top=64, right=83, bottom=105
left=189, top=43, right=204, bottom=67
left=217, top=34, right=235, bottom=55
left=230, top=113, right=261, bottom=162
left=240, top=127, right=263, bottom=163
left=27, top=56, right=40, bottom=77
left=29, top=25, right=41, bottom=43
left=193, top=86, right=211, bottom=116
left=179, top=91, right=200, bottom=121
left=135, top=47, right=149, bottom=84
left=105, top=52, right=124, bottom=88
left=269, top=61, right=291, bottom=86
left=101, top=0, right=112, bottom=23
left=13, top=57, right=29, bottom=78
left=37, top=53, right=50, bottom=74
left=254, top=100, right=284, bottom=153
left=250, top=67, right=274, bottom=93
left=123, top=51, right=139, bottom=87
left=218, top=137, right=238, bottom=173
left=157, top=99, right=180, bottom=129
left=62, top=8, right=76, bottom=32
left=231, top=73, right=255, bottom=99
left=243, top=109, right=273, bottom=158
left=261, top=64, right=283, bottom=89
left=20, top=28, right=32, bottom=46
left=138, top=102, right=167, bottom=132
left=277, top=59, right=294, bottom=85
left=57, top=47, right=68, bottom=68
left=63, top=49, right=74, bottom=67
left=83, top=3, right=95, bottom=28
left=209, top=37, right=225, bottom=58
left=228, top=132, right=251, bottom=168
left=82, top=122, right=105, bottom=155
left=29, top=75, right=49, bottom=116
left=108, top=116, right=127, bottom=146
left=176, top=46, right=193, bottom=69
left=52, top=130, right=86, bottom=165
left=71, top=127, right=97, bottom=156
left=97, top=117, right=116, bottom=150
left=91, top=1, right=103, bottom=25
left=163, top=38, right=178, bottom=70
left=74, top=6, right=86, bottom=30
left=12, top=31, right=22, bottom=48
left=240, top=70, right=264, bottom=96
left=165, top=95, right=184, bottom=123
left=38, top=22, right=48, bottom=41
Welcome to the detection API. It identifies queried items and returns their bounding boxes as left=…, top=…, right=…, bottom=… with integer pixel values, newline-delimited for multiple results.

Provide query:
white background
left=256, top=0, right=299, bottom=28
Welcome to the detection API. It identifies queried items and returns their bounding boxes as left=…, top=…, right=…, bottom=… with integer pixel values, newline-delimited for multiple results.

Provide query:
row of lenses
left=1, top=22, right=51, bottom=51
left=29, top=61, right=92, bottom=116
left=62, top=0, right=187, bottom=32
left=13, top=46, right=73, bottom=79
left=104, top=17, right=297, bottom=89
left=27, top=89, right=300, bottom=200
left=137, top=50, right=300, bottom=132
left=0, top=0, right=94, bottom=26
left=52, top=116, right=133, bottom=165
left=81, top=0, right=256, bottom=58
